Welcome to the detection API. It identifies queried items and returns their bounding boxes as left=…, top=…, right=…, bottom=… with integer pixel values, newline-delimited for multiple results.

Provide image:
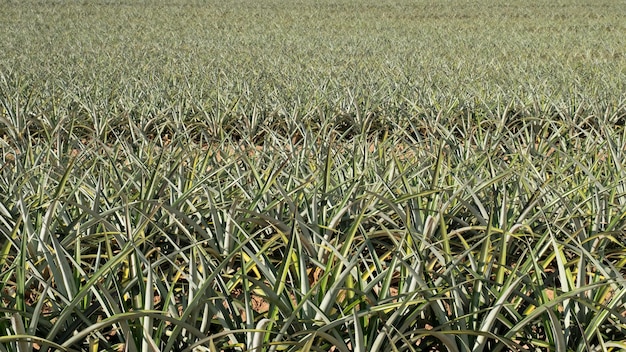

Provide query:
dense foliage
left=1, top=0, right=626, bottom=351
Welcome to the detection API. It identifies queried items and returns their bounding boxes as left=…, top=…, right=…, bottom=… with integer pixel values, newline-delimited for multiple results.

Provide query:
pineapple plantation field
left=1, top=0, right=626, bottom=351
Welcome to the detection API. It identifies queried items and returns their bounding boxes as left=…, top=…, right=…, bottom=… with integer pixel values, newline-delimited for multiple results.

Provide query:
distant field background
left=2, top=0, right=625, bottom=123
left=1, top=0, right=626, bottom=351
